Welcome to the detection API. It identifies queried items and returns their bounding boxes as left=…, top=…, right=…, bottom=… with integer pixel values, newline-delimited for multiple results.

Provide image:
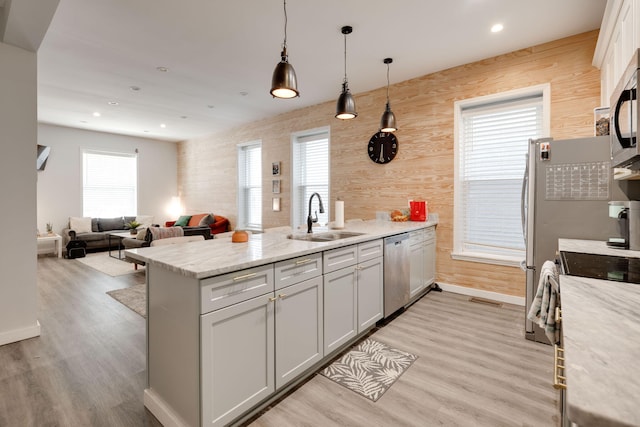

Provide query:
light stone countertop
left=558, top=239, right=640, bottom=427
left=125, top=219, right=437, bottom=279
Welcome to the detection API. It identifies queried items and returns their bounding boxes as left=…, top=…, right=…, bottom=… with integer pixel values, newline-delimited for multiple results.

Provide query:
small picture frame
left=272, top=179, right=281, bottom=194
left=272, top=161, right=281, bottom=176
left=272, top=197, right=281, bottom=212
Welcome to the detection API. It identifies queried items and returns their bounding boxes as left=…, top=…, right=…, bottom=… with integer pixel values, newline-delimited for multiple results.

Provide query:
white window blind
left=457, top=94, right=543, bottom=261
left=292, top=129, right=329, bottom=231
left=82, top=150, right=137, bottom=218
left=237, top=142, right=262, bottom=230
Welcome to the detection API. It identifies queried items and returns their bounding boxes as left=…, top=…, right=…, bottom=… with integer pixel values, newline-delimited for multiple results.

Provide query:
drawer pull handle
left=278, top=293, right=287, bottom=299
left=268, top=296, right=277, bottom=302
left=555, top=307, right=562, bottom=323
left=232, top=272, right=257, bottom=281
left=355, top=265, right=363, bottom=270
left=553, top=345, right=567, bottom=390
left=295, top=258, right=312, bottom=265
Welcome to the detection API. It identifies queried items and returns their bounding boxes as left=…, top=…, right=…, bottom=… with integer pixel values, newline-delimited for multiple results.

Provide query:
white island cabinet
left=323, top=239, right=383, bottom=356
left=131, top=220, right=437, bottom=427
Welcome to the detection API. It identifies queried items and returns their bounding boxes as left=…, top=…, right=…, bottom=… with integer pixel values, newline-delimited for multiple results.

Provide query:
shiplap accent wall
left=178, top=31, right=601, bottom=297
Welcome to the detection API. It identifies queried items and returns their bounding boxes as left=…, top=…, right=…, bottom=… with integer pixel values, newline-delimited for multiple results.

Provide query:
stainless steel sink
left=287, top=231, right=365, bottom=242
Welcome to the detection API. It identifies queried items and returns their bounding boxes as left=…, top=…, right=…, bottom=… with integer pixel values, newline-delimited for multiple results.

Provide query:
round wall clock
left=368, top=131, right=398, bottom=164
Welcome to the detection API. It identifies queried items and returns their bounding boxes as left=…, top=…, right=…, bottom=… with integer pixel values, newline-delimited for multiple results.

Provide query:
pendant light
left=380, top=58, right=397, bottom=132
left=335, top=25, right=357, bottom=120
left=270, top=0, right=299, bottom=99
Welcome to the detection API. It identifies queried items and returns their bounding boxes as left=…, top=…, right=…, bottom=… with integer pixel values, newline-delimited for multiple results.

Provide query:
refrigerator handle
left=521, top=152, right=529, bottom=243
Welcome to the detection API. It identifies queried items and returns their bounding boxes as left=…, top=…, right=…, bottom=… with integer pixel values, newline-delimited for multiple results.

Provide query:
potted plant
left=46, top=222, right=53, bottom=234
left=126, top=220, right=141, bottom=235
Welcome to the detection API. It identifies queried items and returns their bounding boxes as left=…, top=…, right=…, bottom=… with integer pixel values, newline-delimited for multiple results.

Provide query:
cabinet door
left=323, top=265, right=357, bottom=355
left=424, top=236, right=436, bottom=286
left=275, top=276, right=324, bottom=389
left=409, top=242, right=425, bottom=299
left=357, top=257, right=383, bottom=333
left=201, top=294, right=275, bottom=427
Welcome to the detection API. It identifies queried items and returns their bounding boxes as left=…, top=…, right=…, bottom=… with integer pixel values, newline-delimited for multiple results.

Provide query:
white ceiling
left=37, top=0, right=608, bottom=142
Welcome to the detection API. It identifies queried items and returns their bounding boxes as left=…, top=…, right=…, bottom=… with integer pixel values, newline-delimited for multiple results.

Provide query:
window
left=82, top=150, right=137, bottom=217
left=237, top=142, right=262, bottom=230
left=453, top=85, right=549, bottom=265
left=292, top=128, right=330, bottom=231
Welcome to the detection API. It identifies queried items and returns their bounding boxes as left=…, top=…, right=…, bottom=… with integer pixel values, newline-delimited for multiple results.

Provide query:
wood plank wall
left=178, top=30, right=601, bottom=297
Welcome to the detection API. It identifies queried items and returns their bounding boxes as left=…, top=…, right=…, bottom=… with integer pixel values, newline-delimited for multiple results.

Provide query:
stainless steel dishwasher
left=384, top=233, right=410, bottom=317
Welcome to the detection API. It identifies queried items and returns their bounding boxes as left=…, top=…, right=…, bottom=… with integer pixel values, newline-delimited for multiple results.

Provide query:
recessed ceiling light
left=180, top=115, right=188, bottom=119
left=491, top=23, right=504, bottom=33
left=80, top=120, right=88, bottom=124
left=130, top=86, right=141, bottom=91
left=156, top=66, right=169, bottom=72
left=207, top=105, right=215, bottom=109
left=92, top=112, right=101, bottom=117
left=160, top=123, right=166, bottom=128
left=107, top=101, right=119, bottom=106
left=239, top=91, right=248, bottom=97
left=143, top=130, right=150, bottom=133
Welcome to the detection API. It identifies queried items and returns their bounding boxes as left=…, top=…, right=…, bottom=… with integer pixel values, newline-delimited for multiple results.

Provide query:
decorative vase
left=130, top=229, right=138, bottom=235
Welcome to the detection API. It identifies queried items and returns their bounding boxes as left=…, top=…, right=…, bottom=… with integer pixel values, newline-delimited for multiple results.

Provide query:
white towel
left=527, top=260, right=560, bottom=344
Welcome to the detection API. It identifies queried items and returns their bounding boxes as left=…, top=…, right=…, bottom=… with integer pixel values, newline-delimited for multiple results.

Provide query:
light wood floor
left=249, top=292, right=559, bottom=427
left=0, top=256, right=558, bottom=426
left=0, top=255, right=161, bottom=427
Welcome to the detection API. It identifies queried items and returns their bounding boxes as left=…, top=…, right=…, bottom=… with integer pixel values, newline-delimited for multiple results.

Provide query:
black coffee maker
left=607, top=201, right=629, bottom=248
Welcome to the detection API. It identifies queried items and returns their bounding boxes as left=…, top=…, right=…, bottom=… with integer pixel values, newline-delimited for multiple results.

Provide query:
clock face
left=368, top=132, right=398, bottom=164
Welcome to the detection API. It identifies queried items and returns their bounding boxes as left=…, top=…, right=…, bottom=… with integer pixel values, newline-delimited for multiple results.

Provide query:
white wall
left=37, top=124, right=179, bottom=237
left=0, top=41, right=40, bottom=345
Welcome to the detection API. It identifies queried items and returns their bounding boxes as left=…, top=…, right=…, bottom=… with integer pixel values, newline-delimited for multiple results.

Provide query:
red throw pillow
left=188, top=213, right=208, bottom=227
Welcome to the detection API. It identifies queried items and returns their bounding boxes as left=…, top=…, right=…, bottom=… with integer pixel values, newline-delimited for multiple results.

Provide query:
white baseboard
left=0, top=320, right=41, bottom=346
left=437, top=282, right=525, bottom=306
left=144, top=388, right=190, bottom=427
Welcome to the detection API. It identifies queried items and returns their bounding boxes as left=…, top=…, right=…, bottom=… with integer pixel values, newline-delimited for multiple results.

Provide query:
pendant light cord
left=386, top=63, right=390, bottom=103
left=283, top=0, right=288, bottom=49
left=343, top=33, right=348, bottom=84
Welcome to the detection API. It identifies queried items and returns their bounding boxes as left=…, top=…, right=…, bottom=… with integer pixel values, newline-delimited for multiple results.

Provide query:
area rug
left=75, top=252, right=144, bottom=277
left=106, top=284, right=146, bottom=318
left=321, top=338, right=418, bottom=402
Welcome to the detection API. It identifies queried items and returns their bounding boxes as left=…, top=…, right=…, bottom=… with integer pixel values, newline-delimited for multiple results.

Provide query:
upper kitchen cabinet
left=594, top=0, right=639, bottom=105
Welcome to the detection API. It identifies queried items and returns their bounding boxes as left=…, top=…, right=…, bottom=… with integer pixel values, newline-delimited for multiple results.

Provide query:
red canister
left=410, top=201, right=427, bottom=221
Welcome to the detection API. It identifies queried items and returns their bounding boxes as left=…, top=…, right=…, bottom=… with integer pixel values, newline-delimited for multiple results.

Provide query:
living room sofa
left=122, top=225, right=212, bottom=250
left=165, top=213, right=230, bottom=235
left=62, top=216, right=149, bottom=252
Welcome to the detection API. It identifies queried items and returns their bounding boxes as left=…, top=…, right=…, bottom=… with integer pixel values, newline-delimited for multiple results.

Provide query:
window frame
left=452, top=84, right=550, bottom=267
left=290, top=127, right=330, bottom=231
left=236, top=140, right=262, bottom=231
left=82, top=149, right=138, bottom=218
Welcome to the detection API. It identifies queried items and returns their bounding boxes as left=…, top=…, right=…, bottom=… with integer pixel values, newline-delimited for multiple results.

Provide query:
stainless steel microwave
left=611, top=49, right=640, bottom=169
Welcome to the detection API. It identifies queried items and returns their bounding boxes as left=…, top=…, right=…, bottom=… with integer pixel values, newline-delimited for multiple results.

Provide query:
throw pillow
left=136, top=227, right=147, bottom=240
left=188, top=213, right=208, bottom=227
left=98, top=217, right=125, bottom=231
left=69, top=216, right=92, bottom=234
left=199, top=214, right=215, bottom=227
left=174, top=215, right=192, bottom=227
left=91, top=218, right=99, bottom=232
left=136, top=215, right=154, bottom=228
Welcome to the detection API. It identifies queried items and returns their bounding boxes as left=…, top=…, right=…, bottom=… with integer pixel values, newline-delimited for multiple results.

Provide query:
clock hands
left=379, top=142, right=384, bottom=163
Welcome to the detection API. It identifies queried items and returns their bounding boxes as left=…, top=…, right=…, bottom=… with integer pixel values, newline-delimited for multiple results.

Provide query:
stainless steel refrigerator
left=522, top=136, right=631, bottom=343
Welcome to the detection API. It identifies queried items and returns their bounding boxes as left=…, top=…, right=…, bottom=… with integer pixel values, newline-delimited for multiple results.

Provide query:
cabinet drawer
left=323, top=244, right=357, bottom=274
left=358, top=239, right=383, bottom=263
left=424, top=226, right=436, bottom=241
left=201, top=264, right=274, bottom=314
left=274, top=252, right=322, bottom=290
left=409, top=230, right=425, bottom=245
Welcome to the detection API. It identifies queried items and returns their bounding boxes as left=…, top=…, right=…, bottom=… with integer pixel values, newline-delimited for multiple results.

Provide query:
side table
left=37, top=233, right=62, bottom=258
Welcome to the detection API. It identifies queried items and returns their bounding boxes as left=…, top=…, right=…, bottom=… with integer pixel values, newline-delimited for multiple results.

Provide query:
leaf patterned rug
left=321, top=338, right=418, bottom=402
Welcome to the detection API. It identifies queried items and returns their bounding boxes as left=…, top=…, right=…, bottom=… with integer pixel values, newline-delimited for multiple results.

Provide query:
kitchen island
left=558, top=239, right=640, bottom=427
left=126, top=219, right=437, bottom=427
